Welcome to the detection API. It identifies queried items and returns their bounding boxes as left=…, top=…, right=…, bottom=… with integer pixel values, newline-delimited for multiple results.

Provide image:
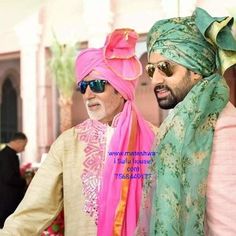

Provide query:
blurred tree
left=49, top=35, right=77, bottom=132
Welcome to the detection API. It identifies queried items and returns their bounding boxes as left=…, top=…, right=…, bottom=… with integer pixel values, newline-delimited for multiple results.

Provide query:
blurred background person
left=0, top=132, right=27, bottom=228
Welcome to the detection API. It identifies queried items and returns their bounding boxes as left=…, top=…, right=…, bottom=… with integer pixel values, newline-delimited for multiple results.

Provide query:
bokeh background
left=0, top=0, right=235, bottom=163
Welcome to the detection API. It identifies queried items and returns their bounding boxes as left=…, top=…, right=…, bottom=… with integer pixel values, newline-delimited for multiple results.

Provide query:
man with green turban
left=137, top=7, right=236, bottom=236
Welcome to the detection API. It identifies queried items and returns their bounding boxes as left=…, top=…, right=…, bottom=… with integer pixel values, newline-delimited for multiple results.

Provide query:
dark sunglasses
left=145, top=61, right=174, bottom=78
left=77, top=80, right=108, bottom=94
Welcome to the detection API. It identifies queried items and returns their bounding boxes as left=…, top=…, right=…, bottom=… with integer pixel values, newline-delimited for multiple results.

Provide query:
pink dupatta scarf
left=75, top=29, right=155, bottom=236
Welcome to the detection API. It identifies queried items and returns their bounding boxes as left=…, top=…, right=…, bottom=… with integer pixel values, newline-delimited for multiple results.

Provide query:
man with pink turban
left=0, top=29, right=156, bottom=236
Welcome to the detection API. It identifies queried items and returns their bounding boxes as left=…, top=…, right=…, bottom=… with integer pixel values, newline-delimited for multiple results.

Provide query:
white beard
left=85, top=99, right=106, bottom=121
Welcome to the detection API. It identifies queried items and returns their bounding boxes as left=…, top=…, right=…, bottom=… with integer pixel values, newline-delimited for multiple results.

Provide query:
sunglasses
left=145, top=61, right=174, bottom=78
left=77, top=80, right=108, bottom=94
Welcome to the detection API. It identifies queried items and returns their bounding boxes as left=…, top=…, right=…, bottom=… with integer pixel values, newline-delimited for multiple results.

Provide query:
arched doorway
left=0, top=78, right=18, bottom=143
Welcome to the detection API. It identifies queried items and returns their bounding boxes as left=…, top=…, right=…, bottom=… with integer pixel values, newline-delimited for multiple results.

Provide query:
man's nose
left=151, top=69, right=165, bottom=86
left=83, top=85, right=96, bottom=100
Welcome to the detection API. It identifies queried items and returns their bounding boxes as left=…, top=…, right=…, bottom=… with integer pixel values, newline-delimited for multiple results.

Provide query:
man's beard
left=154, top=70, right=194, bottom=109
left=154, top=85, right=178, bottom=109
left=85, top=99, right=106, bottom=121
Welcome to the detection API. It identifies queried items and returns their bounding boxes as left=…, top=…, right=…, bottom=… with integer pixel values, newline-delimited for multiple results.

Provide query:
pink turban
left=76, top=29, right=142, bottom=100
left=75, top=29, right=155, bottom=236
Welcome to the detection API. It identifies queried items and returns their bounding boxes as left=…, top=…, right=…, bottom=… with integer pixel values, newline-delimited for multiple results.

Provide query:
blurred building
left=0, top=0, right=235, bottom=162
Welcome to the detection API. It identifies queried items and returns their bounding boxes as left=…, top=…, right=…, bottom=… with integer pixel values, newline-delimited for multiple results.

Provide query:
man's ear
left=191, top=71, right=202, bottom=81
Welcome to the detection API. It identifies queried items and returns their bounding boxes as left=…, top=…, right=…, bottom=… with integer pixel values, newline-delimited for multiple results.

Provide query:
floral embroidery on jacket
left=76, top=119, right=107, bottom=223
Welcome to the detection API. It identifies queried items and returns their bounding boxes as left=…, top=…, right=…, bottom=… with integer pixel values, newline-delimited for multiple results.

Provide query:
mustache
left=86, top=99, right=101, bottom=107
left=154, top=84, right=170, bottom=92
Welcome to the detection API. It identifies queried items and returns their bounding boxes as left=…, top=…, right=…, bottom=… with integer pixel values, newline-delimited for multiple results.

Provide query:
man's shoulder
left=215, top=102, right=236, bottom=130
left=0, top=146, right=6, bottom=153
left=218, top=102, right=236, bottom=119
left=0, top=146, right=12, bottom=156
left=56, top=119, right=92, bottom=141
left=75, top=119, right=92, bottom=129
left=221, top=101, right=236, bottom=112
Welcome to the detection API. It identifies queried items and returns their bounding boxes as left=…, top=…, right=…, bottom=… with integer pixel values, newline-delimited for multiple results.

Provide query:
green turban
left=147, top=7, right=236, bottom=76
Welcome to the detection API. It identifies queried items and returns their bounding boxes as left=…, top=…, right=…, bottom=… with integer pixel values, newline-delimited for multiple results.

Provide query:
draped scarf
left=75, top=29, right=155, bottom=236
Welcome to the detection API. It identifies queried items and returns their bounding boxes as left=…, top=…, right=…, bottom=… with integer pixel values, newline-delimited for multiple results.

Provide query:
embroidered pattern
left=76, top=119, right=107, bottom=223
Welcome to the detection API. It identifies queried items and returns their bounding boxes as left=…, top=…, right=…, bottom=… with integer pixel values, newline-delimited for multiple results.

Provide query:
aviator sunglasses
left=145, top=61, right=175, bottom=78
left=77, top=79, right=108, bottom=94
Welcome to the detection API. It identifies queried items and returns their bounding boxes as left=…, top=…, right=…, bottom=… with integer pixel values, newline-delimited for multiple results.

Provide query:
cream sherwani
left=0, top=119, right=113, bottom=236
left=0, top=118, right=157, bottom=236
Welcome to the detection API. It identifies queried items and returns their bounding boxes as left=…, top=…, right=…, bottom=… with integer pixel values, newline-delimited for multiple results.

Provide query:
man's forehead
left=83, top=70, right=106, bottom=81
left=149, top=52, right=167, bottom=63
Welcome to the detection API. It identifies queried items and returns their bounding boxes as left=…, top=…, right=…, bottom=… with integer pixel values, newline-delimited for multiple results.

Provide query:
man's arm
left=0, top=134, right=65, bottom=236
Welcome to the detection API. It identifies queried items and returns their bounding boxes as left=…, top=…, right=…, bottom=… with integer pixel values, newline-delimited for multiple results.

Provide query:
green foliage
left=49, top=35, right=77, bottom=99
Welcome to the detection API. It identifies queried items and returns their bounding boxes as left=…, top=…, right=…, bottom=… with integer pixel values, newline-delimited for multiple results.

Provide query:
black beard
left=154, top=85, right=178, bottom=109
